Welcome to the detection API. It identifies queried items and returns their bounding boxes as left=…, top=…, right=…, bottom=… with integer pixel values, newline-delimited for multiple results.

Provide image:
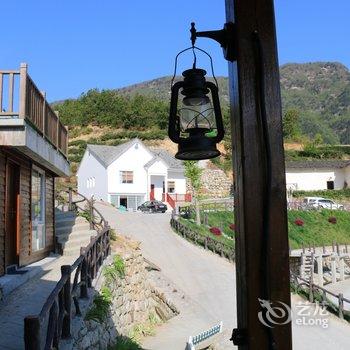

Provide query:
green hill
left=54, top=62, right=349, bottom=145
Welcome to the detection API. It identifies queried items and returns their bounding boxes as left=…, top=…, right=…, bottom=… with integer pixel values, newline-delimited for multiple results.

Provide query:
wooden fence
left=24, top=188, right=111, bottom=350
left=0, top=63, right=68, bottom=157
left=290, top=272, right=350, bottom=320
left=170, top=216, right=235, bottom=261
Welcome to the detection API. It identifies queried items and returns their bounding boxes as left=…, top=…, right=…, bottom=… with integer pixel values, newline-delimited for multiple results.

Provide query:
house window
left=31, top=167, right=46, bottom=251
left=167, top=181, right=175, bottom=193
left=120, top=171, right=133, bottom=184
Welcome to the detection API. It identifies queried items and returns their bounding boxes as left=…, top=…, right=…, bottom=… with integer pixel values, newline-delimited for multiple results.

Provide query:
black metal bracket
left=190, top=22, right=237, bottom=62
left=230, top=328, right=248, bottom=346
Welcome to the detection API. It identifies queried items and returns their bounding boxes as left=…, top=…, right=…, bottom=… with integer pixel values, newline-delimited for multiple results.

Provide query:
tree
left=184, top=161, right=202, bottom=225
left=282, top=109, right=301, bottom=141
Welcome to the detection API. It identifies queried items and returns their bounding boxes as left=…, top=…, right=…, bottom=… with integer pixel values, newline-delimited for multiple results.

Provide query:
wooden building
left=0, top=63, right=70, bottom=276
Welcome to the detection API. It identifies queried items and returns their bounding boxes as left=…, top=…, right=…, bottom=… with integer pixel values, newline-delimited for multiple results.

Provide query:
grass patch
left=104, top=255, right=125, bottom=284
left=129, top=313, right=160, bottom=343
left=292, top=189, right=350, bottom=201
left=109, top=337, right=143, bottom=350
left=85, top=286, right=112, bottom=323
left=179, top=209, right=350, bottom=249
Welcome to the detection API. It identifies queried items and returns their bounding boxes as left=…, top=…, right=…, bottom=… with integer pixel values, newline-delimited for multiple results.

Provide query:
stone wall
left=200, top=169, right=232, bottom=198
left=70, top=243, right=178, bottom=350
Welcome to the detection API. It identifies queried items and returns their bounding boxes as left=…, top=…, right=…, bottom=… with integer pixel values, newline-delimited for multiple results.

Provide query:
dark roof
left=150, top=148, right=184, bottom=170
left=286, top=160, right=350, bottom=169
left=85, top=139, right=183, bottom=171
left=86, top=139, right=140, bottom=167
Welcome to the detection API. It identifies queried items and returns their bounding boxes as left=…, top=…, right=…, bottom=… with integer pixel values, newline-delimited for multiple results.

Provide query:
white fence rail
left=186, top=321, right=223, bottom=350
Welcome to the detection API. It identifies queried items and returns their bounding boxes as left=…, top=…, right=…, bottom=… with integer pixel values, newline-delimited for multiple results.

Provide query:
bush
left=85, top=287, right=112, bottom=323
left=328, top=216, right=337, bottom=224
left=209, top=227, right=222, bottom=236
left=110, top=337, right=142, bottom=350
left=293, top=189, right=350, bottom=200
left=294, top=219, right=304, bottom=226
left=104, top=255, right=125, bottom=284
left=229, top=223, right=235, bottom=231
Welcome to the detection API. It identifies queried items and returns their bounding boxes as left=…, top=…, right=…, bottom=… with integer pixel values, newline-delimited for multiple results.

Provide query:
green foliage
left=292, top=189, right=350, bottom=200
left=288, top=209, right=350, bottom=249
left=103, top=255, right=125, bottom=284
left=184, top=161, right=202, bottom=194
left=283, top=109, right=302, bottom=141
left=180, top=209, right=350, bottom=250
left=110, top=229, right=117, bottom=241
left=85, top=287, right=112, bottom=323
left=110, top=337, right=143, bottom=350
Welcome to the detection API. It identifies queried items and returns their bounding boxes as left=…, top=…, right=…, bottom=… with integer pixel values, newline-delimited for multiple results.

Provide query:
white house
left=77, top=139, right=188, bottom=210
left=286, top=160, right=350, bottom=191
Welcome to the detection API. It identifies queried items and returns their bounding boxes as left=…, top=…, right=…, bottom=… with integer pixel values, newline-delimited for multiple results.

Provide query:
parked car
left=137, top=200, right=168, bottom=213
left=300, top=197, right=344, bottom=210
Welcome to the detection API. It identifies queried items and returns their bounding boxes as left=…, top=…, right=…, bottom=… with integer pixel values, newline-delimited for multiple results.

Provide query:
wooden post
left=309, top=255, right=314, bottom=303
left=322, top=243, right=326, bottom=255
left=19, top=63, right=28, bottom=118
left=68, top=187, right=73, bottom=212
left=331, top=256, right=337, bottom=284
left=205, top=237, right=208, bottom=250
left=61, top=265, right=71, bottom=338
left=41, top=91, right=46, bottom=135
left=24, top=315, right=41, bottom=350
left=336, top=242, right=340, bottom=255
left=317, top=255, right=323, bottom=287
left=225, top=0, right=292, bottom=348
left=89, top=197, right=94, bottom=230
left=338, top=293, right=344, bottom=319
left=332, top=241, right=335, bottom=253
left=80, top=248, right=88, bottom=298
left=339, top=257, right=345, bottom=281
left=55, top=111, right=59, bottom=149
left=346, top=244, right=349, bottom=254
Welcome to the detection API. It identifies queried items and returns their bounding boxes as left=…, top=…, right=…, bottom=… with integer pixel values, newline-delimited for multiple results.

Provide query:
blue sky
left=1, top=0, right=349, bottom=101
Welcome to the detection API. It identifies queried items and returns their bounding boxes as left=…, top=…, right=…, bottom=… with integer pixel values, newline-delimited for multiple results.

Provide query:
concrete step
left=57, top=230, right=96, bottom=243
left=55, top=215, right=86, bottom=225
left=55, top=222, right=90, bottom=235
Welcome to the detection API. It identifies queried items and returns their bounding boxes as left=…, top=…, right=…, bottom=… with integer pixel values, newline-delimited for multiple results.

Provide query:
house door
left=5, top=161, right=20, bottom=268
left=327, top=181, right=334, bottom=190
left=150, top=184, right=155, bottom=200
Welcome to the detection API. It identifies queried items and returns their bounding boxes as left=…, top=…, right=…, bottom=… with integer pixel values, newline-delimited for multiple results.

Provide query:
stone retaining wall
left=200, top=169, right=232, bottom=198
left=69, top=245, right=178, bottom=350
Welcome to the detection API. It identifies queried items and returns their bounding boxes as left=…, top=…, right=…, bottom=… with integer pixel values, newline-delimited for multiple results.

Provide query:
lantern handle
left=171, top=46, right=218, bottom=89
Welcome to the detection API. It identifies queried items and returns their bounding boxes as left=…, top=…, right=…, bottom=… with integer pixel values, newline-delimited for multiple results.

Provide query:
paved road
left=97, top=203, right=350, bottom=350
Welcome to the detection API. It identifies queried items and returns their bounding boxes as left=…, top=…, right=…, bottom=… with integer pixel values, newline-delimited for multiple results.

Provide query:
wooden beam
left=225, top=0, right=292, bottom=349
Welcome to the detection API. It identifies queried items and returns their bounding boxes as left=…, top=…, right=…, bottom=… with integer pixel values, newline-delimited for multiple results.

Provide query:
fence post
left=300, top=252, right=305, bottom=278
left=24, top=316, right=41, bottom=350
left=302, top=244, right=305, bottom=254
left=80, top=248, right=88, bottom=298
left=89, top=197, right=94, bottom=230
left=338, top=293, right=344, bottom=319
left=205, top=237, right=208, bottom=250
left=332, top=241, right=335, bottom=253
left=339, top=257, right=345, bottom=281
left=61, top=265, right=72, bottom=339
left=336, top=242, right=340, bottom=255
left=322, top=243, right=326, bottom=255
left=346, top=244, right=349, bottom=254
left=68, top=187, right=73, bottom=211
left=331, top=256, right=337, bottom=284
left=19, top=63, right=28, bottom=118
left=317, top=255, right=323, bottom=287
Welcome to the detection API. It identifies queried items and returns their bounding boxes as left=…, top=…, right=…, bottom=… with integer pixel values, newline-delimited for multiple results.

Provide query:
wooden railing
left=24, top=189, right=111, bottom=350
left=290, top=271, right=350, bottom=320
left=162, top=193, right=192, bottom=209
left=0, top=63, right=68, bottom=157
left=171, top=215, right=235, bottom=261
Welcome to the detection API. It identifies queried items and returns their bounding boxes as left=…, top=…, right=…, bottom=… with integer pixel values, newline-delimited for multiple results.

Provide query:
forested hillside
left=54, top=62, right=349, bottom=145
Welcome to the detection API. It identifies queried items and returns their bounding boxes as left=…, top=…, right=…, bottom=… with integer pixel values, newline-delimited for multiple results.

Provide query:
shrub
left=229, top=223, right=235, bottom=231
left=110, top=337, right=142, bottom=350
left=104, top=255, right=125, bottom=284
left=294, top=219, right=304, bottom=226
left=85, top=287, right=112, bottom=323
left=209, top=227, right=222, bottom=236
left=328, top=216, right=337, bottom=224
left=110, top=229, right=117, bottom=241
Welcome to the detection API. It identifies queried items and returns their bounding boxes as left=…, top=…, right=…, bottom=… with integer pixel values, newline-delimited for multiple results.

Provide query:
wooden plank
left=225, top=0, right=292, bottom=349
left=8, top=73, right=14, bottom=112
left=19, top=63, right=27, bottom=118
left=0, top=73, right=3, bottom=112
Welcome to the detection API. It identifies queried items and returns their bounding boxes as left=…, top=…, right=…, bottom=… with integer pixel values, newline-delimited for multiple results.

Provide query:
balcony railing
left=0, top=63, right=68, bottom=157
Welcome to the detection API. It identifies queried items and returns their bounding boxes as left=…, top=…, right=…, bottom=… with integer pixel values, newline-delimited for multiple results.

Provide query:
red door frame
left=150, top=184, right=155, bottom=200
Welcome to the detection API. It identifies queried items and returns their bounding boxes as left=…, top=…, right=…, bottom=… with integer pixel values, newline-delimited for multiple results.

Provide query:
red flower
left=328, top=217, right=337, bottom=224
left=209, top=227, right=222, bottom=236
left=294, top=219, right=304, bottom=226
left=229, top=223, right=235, bottom=231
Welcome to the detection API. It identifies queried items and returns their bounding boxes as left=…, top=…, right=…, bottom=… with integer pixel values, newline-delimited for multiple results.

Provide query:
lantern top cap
left=182, top=68, right=207, bottom=78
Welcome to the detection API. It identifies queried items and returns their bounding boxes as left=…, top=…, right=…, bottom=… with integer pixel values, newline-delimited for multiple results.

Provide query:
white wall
left=286, top=168, right=346, bottom=191
left=77, top=150, right=108, bottom=201
left=168, top=170, right=186, bottom=194
left=345, top=166, right=350, bottom=187
left=107, top=142, right=153, bottom=196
